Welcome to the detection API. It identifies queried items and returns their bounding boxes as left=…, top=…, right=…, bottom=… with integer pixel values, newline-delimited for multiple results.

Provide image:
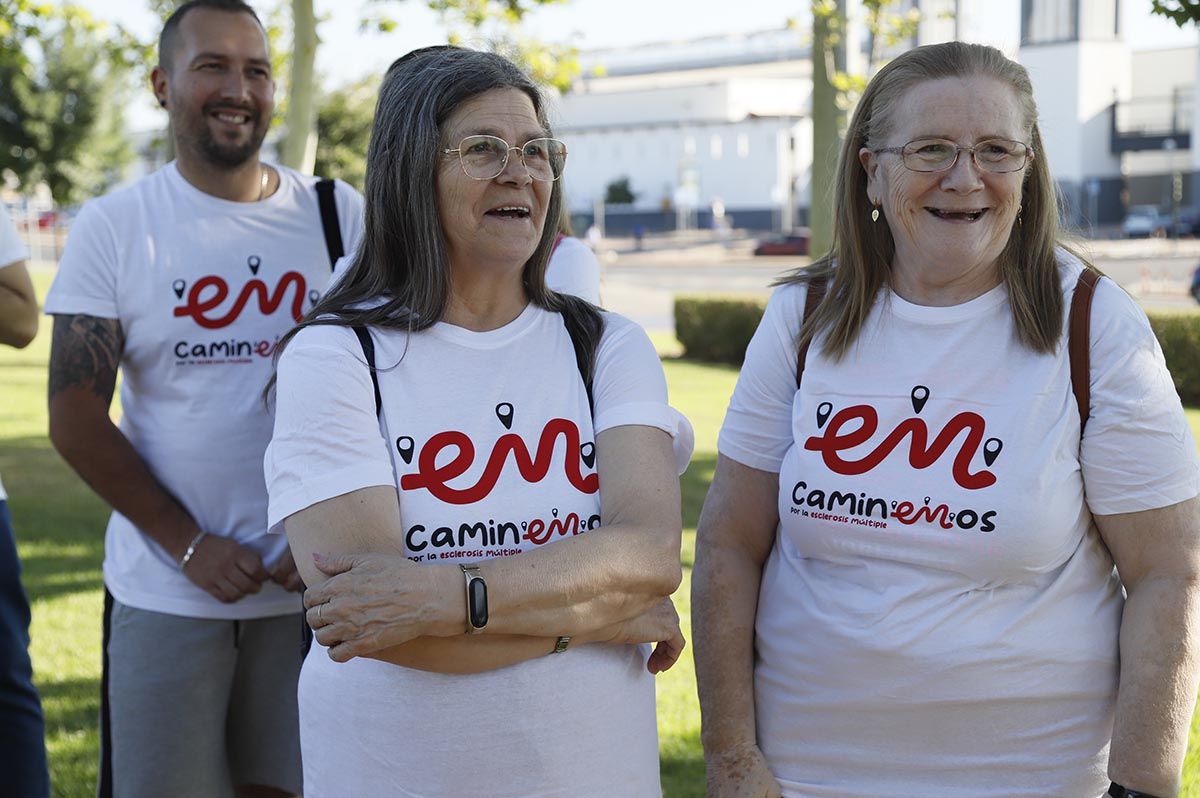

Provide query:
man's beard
left=197, top=125, right=267, bottom=168
left=178, top=103, right=270, bottom=169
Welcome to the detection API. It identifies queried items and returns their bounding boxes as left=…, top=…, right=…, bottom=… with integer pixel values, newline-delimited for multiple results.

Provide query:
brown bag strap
left=1068, top=267, right=1101, bottom=433
left=796, top=276, right=829, bottom=390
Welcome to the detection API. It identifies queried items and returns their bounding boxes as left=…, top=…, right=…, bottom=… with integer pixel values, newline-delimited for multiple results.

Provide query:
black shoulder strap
left=795, top=275, right=828, bottom=390
left=561, top=309, right=595, bottom=417
left=352, top=326, right=382, bottom=417
left=316, top=179, right=343, bottom=271
left=1068, top=267, right=1101, bottom=434
left=353, top=315, right=593, bottom=421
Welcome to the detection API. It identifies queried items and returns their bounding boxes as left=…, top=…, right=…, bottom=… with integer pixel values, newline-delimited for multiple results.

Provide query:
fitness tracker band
left=1108, top=783, right=1164, bottom=798
left=460, top=564, right=488, bottom=634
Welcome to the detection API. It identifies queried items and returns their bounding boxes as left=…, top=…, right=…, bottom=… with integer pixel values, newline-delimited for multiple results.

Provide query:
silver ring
left=316, top=604, right=323, bottom=624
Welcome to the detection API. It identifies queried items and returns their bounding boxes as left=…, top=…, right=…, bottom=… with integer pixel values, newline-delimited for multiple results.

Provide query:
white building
left=553, top=0, right=1195, bottom=234
left=549, top=28, right=813, bottom=233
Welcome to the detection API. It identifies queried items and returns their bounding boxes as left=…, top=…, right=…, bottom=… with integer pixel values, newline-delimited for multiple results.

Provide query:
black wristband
left=1108, top=783, right=1165, bottom=798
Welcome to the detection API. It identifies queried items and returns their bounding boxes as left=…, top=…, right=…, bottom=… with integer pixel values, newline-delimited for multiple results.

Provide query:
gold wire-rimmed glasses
left=442, top=135, right=568, bottom=181
left=873, top=138, right=1034, bottom=173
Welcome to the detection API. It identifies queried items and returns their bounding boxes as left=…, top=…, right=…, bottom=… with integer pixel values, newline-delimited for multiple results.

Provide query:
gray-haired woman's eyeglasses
left=873, top=138, right=1034, bottom=174
left=443, top=135, right=568, bottom=182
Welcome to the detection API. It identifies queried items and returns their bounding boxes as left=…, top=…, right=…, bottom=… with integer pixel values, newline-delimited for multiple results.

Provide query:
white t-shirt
left=0, top=206, right=30, bottom=502
left=265, top=306, right=693, bottom=798
left=548, top=234, right=601, bottom=303
left=330, top=234, right=603, bottom=304
left=44, top=162, right=364, bottom=619
left=717, top=253, right=1200, bottom=798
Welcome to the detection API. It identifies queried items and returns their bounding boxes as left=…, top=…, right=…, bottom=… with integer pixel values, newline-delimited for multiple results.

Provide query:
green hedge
left=674, top=295, right=1200, bottom=405
left=674, top=296, right=769, bottom=365
left=1149, top=313, right=1200, bottom=407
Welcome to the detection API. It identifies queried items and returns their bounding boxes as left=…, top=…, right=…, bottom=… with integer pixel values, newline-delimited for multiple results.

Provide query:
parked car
left=1171, top=206, right=1200, bottom=238
left=754, top=231, right=810, bottom=256
left=1122, top=205, right=1169, bottom=238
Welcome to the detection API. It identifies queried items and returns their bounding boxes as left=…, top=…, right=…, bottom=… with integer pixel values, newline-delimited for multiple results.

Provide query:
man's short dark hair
left=158, top=0, right=265, bottom=72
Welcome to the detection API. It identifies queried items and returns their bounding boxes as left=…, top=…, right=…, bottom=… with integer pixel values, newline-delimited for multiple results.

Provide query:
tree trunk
left=809, top=0, right=845, bottom=260
left=279, top=0, right=318, bottom=172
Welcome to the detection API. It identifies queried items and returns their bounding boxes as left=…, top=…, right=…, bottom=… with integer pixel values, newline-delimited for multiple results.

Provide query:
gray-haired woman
left=693, top=41, right=1200, bottom=798
left=264, top=46, right=693, bottom=798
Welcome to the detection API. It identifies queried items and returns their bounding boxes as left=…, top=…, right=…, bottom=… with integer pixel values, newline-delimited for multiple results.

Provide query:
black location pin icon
left=816, top=401, right=833, bottom=428
left=172, top=279, right=185, bottom=299
left=396, top=436, right=414, bottom=464
left=308, top=290, right=319, bottom=304
left=495, top=403, right=514, bottom=430
left=911, top=385, right=930, bottom=414
left=581, top=442, right=596, bottom=468
left=247, top=255, right=261, bottom=275
left=983, top=437, right=1003, bottom=467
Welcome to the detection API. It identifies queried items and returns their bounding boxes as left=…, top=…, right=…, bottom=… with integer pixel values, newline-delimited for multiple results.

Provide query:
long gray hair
left=273, top=46, right=601, bottom=380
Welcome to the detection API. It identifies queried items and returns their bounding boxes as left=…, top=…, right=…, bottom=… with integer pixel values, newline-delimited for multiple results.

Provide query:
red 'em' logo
left=173, top=272, right=308, bottom=330
left=803, top=389, right=1002, bottom=491
left=401, top=418, right=598, bottom=505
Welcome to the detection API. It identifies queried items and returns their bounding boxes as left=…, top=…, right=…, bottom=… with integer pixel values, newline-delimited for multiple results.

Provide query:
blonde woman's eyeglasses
left=873, top=138, right=1034, bottom=174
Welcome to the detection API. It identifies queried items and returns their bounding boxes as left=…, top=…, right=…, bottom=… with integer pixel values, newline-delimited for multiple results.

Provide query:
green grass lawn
left=3, top=274, right=1200, bottom=796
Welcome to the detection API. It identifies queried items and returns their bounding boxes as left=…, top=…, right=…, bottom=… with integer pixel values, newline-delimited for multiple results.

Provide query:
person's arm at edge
left=1099, top=496, right=1200, bottom=798
left=47, top=314, right=269, bottom=602
left=692, top=454, right=784, bottom=797
left=0, top=259, right=38, bottom=348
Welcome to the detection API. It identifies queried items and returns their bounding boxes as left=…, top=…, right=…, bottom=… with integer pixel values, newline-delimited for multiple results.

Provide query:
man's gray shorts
left=99, top=591, right=304, bottom=798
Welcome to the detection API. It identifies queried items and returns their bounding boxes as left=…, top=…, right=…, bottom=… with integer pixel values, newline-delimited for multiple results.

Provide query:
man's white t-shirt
left=0, top=206, right=30, bottom=502
left=548, top=235, right=601, bottom=303
left=265, top=306, right=693, bottom=798
left=44, top=162, right=363, bottom=619
left=718, top=253, right=1200, bottom=798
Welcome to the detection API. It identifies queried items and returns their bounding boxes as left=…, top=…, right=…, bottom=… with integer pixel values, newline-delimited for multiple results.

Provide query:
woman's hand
left=599, top=596, right=686, bottom=673
left=304, top=552, right=461, bottom=662
left=705, top=742, right=783, bottom=798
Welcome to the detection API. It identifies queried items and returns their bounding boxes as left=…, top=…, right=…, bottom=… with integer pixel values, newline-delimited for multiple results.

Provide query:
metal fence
left=3, top=197, right=68, bottom=268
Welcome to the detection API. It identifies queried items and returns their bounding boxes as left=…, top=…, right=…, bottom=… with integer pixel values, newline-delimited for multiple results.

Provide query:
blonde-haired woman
left=693, top=41, right=1200, bottom=798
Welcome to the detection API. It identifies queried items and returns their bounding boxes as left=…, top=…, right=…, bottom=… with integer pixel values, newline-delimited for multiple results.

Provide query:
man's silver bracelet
left=179, top=531, right=207, bottom=571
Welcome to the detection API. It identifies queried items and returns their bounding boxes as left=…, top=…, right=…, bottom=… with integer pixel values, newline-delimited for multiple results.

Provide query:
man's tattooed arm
left=45, top=313, right=271, bottom=603
left=48, top=314, right=124, bottom=404
left=47, top=313, right=202, bottom=563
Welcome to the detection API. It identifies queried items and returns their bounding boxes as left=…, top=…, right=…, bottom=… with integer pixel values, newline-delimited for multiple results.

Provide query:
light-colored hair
left=783, top=41, right=1084, bottom=359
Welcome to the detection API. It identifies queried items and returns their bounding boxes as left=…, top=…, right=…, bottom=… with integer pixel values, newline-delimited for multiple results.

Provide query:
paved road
left=600, top=240, right=1200, bottom=334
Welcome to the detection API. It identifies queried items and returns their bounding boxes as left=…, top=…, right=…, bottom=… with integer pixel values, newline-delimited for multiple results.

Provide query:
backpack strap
left=1068, top=266, right=1101, bottom=434
left=352, top=325, right=382, bottom=417
left=795, top=275, right=828, bottom=390
left=560, top=308, right=595, bottom=417
left=315, top=179, right=343, bottom=271
left=350, top=317, right=593, bottom=421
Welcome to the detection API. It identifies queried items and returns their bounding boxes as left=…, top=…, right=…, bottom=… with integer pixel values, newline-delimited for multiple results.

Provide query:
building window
left=684, top=135, right=696, bottom=156
left=1022, top=0, right=1076, bottom=45
left=738, top=133, right=750, bottom=158
left=710, top=134, right=723, bottom=159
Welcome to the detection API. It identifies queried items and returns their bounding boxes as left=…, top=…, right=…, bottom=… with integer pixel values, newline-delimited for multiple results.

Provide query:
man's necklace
left=257, top=165, right=270, bottom=201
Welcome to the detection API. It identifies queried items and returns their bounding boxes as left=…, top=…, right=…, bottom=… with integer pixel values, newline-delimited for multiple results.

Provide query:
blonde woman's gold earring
left=871, top=207, right=880, bottom=223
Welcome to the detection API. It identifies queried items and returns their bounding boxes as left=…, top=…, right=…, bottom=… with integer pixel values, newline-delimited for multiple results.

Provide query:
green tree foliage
left=604, top=176, right=636, bottom=205
left=0, top=1, right=142, bottom=203
left=805, top=0, right=940, bottom=255
left=279, top=0, right=579, bottom=172
left=1151, top=0, right=1200, bottom=26
left=313, top=75, right=379, bottom=191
